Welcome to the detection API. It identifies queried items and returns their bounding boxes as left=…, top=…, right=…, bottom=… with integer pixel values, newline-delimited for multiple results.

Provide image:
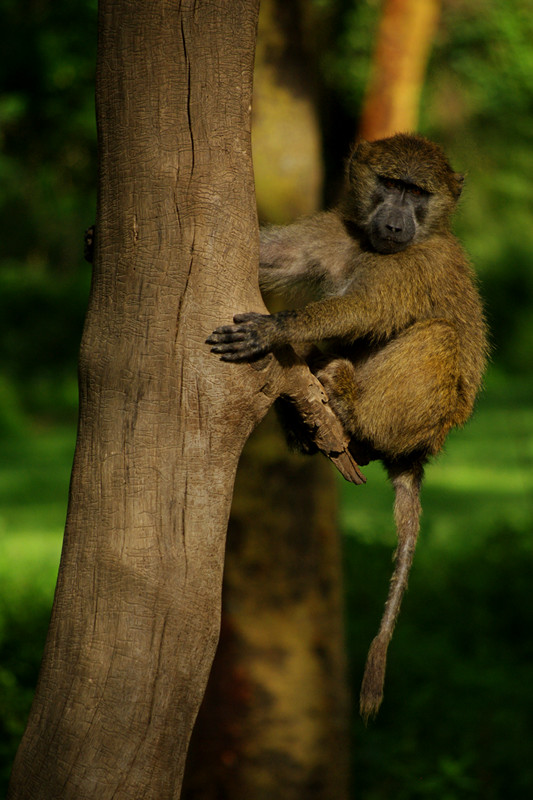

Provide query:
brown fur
left=208, top=134, right=488, bottom=719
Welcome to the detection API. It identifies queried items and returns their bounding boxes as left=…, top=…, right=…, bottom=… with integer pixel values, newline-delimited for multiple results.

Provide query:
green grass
left=0, top=425, right=74, bottom=604
left=0, top=423, right=74, bottom=789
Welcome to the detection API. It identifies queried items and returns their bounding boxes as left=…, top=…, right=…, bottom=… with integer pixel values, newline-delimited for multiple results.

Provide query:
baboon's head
left=344, top=133, right=464, bottom=254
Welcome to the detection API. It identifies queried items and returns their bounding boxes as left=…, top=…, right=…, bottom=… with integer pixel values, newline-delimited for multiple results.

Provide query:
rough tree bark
left=359, top=0, right=441, bottom=140
left=8, top=2, right=359, bottom=798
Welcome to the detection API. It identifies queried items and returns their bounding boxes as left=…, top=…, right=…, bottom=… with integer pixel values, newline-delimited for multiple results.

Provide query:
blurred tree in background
left=2, top=0, right=533, bottom=797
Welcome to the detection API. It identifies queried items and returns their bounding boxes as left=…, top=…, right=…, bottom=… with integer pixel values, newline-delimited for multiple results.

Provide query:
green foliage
left=0, top=0, right=97, bottom=422
left=422, top=0, right=533, bottom=375
left=0, top=0, right=97, bottom=264
left=426, top=0, right=533, bottom=128
left=0, top=264, right=90, bottom=422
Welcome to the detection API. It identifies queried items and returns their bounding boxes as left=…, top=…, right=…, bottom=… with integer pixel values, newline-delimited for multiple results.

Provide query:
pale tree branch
left=245, top=347, right=367, bottom=485
left=281, top=364, right=367, bottom=485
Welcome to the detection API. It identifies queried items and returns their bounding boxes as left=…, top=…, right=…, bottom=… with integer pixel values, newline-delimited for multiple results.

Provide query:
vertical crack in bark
left=174, top=247, right=194, bottom=349
left=180, top=15, right=195, bottom=178
left=174, top=186, right=182, bottom=232
left=175, top=13, right=196, bottom=352
left=181, top=473, right=189, bottom=581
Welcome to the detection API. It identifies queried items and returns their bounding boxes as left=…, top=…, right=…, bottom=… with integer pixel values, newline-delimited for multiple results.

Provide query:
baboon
left=208, top=133, right=488, bottom=721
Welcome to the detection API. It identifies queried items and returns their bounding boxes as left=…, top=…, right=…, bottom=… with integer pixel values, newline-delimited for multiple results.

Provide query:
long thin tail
left=359, top=460, right=424, bottom=723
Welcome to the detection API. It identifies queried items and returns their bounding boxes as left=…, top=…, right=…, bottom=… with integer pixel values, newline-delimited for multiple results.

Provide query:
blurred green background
left=1, top=0, right=533, bottom=796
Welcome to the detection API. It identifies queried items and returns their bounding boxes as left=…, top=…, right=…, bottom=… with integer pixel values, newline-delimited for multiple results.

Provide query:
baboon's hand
left=207, top=312, right=279, bottom=362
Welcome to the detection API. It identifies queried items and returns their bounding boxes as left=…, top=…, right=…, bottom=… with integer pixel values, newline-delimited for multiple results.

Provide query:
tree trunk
left=8, top=2, right=263, bottom=797
left=8, top=3, right=359, bottom=798
left=359, top=0, right=441, bottom=140
left=252, top=0, right=324, bottom=223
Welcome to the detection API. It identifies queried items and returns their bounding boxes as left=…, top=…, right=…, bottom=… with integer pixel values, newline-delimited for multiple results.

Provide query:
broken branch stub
left=280, top=363, right=366, bottom=485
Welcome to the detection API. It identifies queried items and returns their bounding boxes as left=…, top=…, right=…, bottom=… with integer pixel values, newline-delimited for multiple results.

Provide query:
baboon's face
left=347, top=134, right=464, bottom=252
left=367, top=176, right=430, bottom=254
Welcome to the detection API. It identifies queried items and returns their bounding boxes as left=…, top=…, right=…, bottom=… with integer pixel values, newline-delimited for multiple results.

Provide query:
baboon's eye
left=382, top=177, right=400, bottom=191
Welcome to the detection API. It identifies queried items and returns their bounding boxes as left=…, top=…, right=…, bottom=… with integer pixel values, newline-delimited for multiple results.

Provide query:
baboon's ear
left=351, top=139, right=372, bottom=160
left=347, top=139, right=372, bottom=181
left=453, top=172, right=465, bottom=198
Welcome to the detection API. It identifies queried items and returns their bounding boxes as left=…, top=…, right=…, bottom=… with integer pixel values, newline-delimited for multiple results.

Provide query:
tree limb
left=254, top=347, right=366, bottom=485
left=283, top=366, right=366, bottom=484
